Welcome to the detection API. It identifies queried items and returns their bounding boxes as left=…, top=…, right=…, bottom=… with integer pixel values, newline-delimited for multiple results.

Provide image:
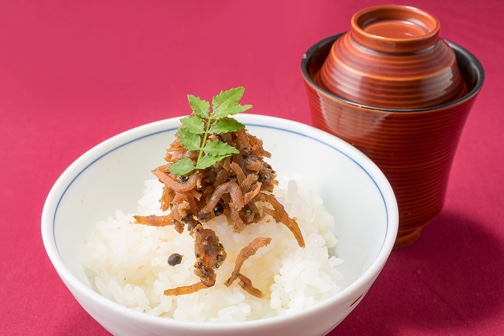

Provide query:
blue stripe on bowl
left=53, top=123, right=389, bottom=255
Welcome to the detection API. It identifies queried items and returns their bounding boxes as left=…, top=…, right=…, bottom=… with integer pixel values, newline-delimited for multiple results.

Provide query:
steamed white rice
left=82, top=176, right=343, bottom=323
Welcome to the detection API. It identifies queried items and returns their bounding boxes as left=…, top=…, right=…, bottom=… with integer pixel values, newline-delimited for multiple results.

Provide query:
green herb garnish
left=169, top=87, right=252, bottom=176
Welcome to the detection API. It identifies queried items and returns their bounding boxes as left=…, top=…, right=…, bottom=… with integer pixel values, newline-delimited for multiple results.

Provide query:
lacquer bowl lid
left=315, top=5, right=468, bottom=109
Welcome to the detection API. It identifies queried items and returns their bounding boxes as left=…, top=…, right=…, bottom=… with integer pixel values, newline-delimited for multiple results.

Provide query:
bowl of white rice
left=42, top=114, right=398, bottom=336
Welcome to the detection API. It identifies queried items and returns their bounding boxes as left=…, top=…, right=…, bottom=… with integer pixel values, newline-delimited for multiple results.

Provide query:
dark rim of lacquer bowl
left=301, top=34, right=485, bottom=113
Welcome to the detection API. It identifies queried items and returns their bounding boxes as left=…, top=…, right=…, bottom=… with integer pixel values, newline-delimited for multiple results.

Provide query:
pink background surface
left=1, top=0, right=503, bottom=335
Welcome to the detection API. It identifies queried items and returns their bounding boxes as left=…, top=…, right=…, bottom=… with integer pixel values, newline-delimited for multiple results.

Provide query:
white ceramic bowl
left=42, top=114, right=398, bottom=336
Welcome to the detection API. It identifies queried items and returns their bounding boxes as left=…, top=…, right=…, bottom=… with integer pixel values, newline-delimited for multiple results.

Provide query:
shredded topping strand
left=132, top=87, right=305, bottom=297
left=225, top=237, right=272, bottom=297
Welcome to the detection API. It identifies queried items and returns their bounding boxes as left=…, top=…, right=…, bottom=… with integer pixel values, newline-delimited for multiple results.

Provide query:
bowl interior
left=43, top=114, right=397, bottom=330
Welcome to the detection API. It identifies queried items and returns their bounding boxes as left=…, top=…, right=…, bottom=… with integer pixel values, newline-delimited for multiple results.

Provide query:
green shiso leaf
left=177, top=127, right=201, bottom=151
left=188, top=94, right=210, bottom=119
left=209, top=118, right=245, bottom=134
left=212, top=87, right=252, bottom=119
left=204, top=140, right=240, bottom=156
left=169, top=86, right=251, bottom=176
left=180, top=115, right=205, bottom=134
left=196, top=154, right=230, bottom=170
left=169, top=158, right=195, bottom=176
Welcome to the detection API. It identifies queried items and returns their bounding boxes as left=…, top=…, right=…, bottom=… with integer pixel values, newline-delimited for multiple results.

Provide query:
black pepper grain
left=181, top=213, right=192, bottom=223
left=168, top=253, right=183, bottom=266
left=213, top=203, right=224, bottom=216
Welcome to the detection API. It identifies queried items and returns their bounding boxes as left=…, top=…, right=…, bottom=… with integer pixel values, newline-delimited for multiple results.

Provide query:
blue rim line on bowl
left=50, top=127, right=178, bottom=253
left=51, top=123, right=390, bottom=254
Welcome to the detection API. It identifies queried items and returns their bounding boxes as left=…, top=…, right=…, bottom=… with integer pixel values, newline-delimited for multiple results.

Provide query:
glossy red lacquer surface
left=303, top=33, right=483, bottom=248
left=316, top=5, right=467, bottom=109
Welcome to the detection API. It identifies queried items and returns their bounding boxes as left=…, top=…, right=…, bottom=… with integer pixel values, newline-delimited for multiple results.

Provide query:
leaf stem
left=196, top=116, right=213, bottom=168
left=169, top=87, right=252, bottom=176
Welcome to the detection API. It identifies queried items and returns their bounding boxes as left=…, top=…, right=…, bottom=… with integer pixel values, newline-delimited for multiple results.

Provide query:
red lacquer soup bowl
left=302, top=33, right=484, bottom=248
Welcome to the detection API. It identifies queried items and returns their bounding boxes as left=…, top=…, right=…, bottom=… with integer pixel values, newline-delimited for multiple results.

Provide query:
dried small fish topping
left=133, top=87, right=304, bottom=297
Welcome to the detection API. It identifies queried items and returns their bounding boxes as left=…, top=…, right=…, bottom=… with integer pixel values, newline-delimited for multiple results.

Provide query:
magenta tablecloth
left=2, top=0, right=503, bottom=335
